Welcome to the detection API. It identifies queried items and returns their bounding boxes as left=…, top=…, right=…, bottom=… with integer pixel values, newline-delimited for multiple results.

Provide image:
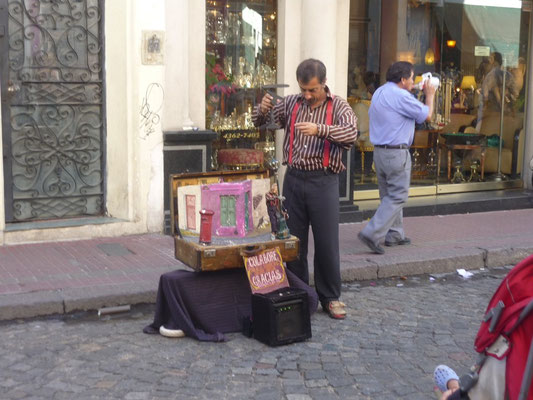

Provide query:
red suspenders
left=288, top=96, right=334, bottom=168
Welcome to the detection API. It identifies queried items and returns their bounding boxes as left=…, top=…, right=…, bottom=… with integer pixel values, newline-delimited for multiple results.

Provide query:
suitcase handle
left=240, top=245, right=266, bottom=257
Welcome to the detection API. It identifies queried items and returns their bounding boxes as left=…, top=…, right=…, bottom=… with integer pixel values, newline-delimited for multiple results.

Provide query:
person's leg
left=307, top=173, right=341, bottom=305
left=361, top=148, right=410, bottom=245
left=283, top=172, right=310, bottom=284
left=386, top=151, right=411, bottom=243
left=434, top=365, right=460, bottom=393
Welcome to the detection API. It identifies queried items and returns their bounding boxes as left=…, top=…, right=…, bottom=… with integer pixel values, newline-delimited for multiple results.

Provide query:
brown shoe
left=324, top=301, right=346, bottom=320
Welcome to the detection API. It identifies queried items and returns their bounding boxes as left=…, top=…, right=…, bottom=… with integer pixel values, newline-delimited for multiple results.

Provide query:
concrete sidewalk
left=1, top=209, right=533, bottom=321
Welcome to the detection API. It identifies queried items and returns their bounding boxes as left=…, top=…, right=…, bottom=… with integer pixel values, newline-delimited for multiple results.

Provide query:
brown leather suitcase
left=169, top=170, right=299, bottom=272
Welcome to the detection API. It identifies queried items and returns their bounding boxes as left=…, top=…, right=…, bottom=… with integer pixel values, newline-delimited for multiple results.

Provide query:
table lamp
left=460, top=75, right=477, bottom=109
left=460, top=75, right=477, bottom=91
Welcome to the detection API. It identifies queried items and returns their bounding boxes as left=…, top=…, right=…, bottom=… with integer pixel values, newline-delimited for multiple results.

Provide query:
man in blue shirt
left=358, top=61, right=436, bottom=254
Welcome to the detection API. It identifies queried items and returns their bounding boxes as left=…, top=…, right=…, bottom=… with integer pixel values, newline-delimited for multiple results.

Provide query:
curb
left=0, top=283, right=158, bottom=321
left=1, top=246, right=531, bottom=321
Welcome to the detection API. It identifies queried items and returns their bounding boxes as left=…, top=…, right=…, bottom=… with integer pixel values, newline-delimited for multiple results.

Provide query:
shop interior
left=348, top=0, right=529, bottom=199
left=204, top=0, right=530, bottom=203
left=205, top=0, right=277, bottom=171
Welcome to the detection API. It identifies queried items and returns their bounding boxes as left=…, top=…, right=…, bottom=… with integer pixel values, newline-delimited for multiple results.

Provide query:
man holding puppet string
left=253, top=59, right=358, bottom=320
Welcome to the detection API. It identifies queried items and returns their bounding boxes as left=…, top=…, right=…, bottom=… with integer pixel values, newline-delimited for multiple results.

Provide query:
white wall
left=136, top=1, right=166, bottom=232
left=2, top=0, right=167, bottom=244
left=162, top=0, right=206, bottom=131
left=0, top=74, right=4, bottom=244
left=276, top=0, right=351, bottom=190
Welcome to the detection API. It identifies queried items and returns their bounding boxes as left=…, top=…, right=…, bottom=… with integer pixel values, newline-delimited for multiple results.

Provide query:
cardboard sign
left=243, top=247, right=289, bottom=294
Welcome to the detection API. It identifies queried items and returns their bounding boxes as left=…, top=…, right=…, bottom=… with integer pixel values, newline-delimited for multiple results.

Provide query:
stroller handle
left=518, top=337, right=533, bottom=400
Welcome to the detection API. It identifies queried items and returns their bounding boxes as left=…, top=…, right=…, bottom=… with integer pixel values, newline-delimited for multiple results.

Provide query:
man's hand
left=423, top=82, right=437, bottom=98
left=295, top=122, right=318, bottom=136
left=424, top=82, right=437, bottom=121
left=260, top=93, right=274, bottom=114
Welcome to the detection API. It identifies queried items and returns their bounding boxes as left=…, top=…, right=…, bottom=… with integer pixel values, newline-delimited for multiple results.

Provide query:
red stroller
left=452, top=254, right=533, bottom=399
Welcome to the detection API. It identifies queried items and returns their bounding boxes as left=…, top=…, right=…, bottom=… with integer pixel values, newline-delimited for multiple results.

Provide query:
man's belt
left=287, top=167, right=336, bottom=177
left=374, top=144, right=409, bottom=149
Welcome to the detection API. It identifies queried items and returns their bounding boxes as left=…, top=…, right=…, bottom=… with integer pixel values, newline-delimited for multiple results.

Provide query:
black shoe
left=358, top=232, right=385, bottom=254
left=384, top=237, right=411, bottom=247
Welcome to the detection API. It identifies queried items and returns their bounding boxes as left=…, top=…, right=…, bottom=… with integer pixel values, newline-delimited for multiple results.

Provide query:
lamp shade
left=424, top=48, right=435, bottom=65
left=460, top=75, right=477, bottom=90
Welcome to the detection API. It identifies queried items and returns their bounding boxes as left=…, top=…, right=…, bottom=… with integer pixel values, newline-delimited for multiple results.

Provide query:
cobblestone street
left=0, top=267, right=508, bottom=400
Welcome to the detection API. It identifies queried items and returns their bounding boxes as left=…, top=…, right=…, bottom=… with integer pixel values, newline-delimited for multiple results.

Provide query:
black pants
left=282, top=167, right=341, bottom=306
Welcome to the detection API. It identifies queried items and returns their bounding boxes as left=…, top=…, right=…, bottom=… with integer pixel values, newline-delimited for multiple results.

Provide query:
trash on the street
left=98, top=305, right=131, bottom=316
left=457, top=269, right=474, bottom=279
left=429, top=277, right=435, bottom=281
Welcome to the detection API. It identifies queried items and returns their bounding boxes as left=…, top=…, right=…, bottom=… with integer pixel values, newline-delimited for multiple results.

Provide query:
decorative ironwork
left=6, top=0, right=104, bottom=221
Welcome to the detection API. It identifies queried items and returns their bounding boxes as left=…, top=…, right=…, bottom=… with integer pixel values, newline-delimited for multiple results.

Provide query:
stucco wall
left=1, top=0, right=167, bottom=244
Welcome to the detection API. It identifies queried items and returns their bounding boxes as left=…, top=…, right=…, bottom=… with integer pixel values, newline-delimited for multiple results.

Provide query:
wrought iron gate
left=1, top=0, right=104, bottom=222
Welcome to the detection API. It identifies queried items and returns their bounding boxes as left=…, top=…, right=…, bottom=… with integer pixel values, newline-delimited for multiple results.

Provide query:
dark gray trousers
left=282, top=168, right=341, bottom=306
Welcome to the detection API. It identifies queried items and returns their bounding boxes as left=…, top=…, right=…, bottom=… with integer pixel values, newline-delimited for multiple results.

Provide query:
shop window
left=348, top=0, right=529, bottom=194
left=206, top=0, right=277, bottom=171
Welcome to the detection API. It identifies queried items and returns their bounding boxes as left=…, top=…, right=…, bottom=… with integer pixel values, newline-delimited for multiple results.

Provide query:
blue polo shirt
left=369, top=82, right=429, bottom=146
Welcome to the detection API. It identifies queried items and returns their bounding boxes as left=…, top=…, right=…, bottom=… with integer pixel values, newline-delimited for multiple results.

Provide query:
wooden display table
left=438, top=143, right=486, bottom=182
left=357, top=144, right=374, bottom=183
left=411, top=129, right=440, bottom=178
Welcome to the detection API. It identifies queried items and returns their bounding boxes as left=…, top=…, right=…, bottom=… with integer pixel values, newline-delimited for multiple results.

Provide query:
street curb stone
left=0, top=284, right=158, bottom=321
left=376, top=252, right=485, bottom=278
left=0, top=290, right=64, bottom=320
left=62, top=282, right=158, bottom=313
left=1, top=232, right=532, bottom=321
left=485, top=246, right=533, bottom=268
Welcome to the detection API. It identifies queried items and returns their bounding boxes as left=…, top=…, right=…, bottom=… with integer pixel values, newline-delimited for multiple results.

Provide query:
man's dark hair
left=386, top=61, right=414, bottom=83
left=492, top=52, right=503, bottom=66
left=296, top=59, right=327, bottom=84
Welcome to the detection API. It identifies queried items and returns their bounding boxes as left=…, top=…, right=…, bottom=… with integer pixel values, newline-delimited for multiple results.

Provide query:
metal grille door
left=1, top=0, right=104, bottom=221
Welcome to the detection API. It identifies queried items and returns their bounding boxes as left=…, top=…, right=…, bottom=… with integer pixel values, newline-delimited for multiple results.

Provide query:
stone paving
left=0, top=267, right=508, bottom=400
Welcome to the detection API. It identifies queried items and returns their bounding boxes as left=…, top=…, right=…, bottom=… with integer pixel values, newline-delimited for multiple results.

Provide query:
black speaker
left=251, top=287, right=312, bottom=346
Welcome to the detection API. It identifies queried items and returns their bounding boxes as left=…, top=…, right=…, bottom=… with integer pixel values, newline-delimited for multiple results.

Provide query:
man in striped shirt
left=253, top=59, right=358, bottom=320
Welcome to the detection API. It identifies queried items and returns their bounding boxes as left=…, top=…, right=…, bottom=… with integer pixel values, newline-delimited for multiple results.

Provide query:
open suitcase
left=169, top=169, right=299, bottom=272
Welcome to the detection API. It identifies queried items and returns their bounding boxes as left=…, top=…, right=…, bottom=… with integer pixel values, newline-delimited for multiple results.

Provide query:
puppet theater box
left=169, top=169, right=299, bottom=272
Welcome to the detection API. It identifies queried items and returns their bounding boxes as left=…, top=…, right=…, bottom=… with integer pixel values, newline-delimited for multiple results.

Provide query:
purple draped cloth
left=143, top=268, right=318, bottom=342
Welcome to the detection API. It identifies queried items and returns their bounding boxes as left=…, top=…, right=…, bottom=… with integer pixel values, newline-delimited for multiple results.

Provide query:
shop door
left=1, top=0, right=105, bottom=222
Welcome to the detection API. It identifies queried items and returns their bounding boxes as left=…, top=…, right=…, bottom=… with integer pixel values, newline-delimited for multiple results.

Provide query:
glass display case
left=348, top=0, right=529, bottom=197
left=206, top=0, right=277, bottom=170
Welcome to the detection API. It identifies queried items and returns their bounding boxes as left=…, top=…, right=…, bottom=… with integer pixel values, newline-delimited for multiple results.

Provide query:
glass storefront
left=348, top=0, right=530, bottom=199
left=205, top=0, right=277, bottom=171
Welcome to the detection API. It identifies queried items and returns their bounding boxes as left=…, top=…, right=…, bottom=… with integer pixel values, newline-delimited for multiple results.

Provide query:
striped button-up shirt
left=253, top=88, right=358, bottom=173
